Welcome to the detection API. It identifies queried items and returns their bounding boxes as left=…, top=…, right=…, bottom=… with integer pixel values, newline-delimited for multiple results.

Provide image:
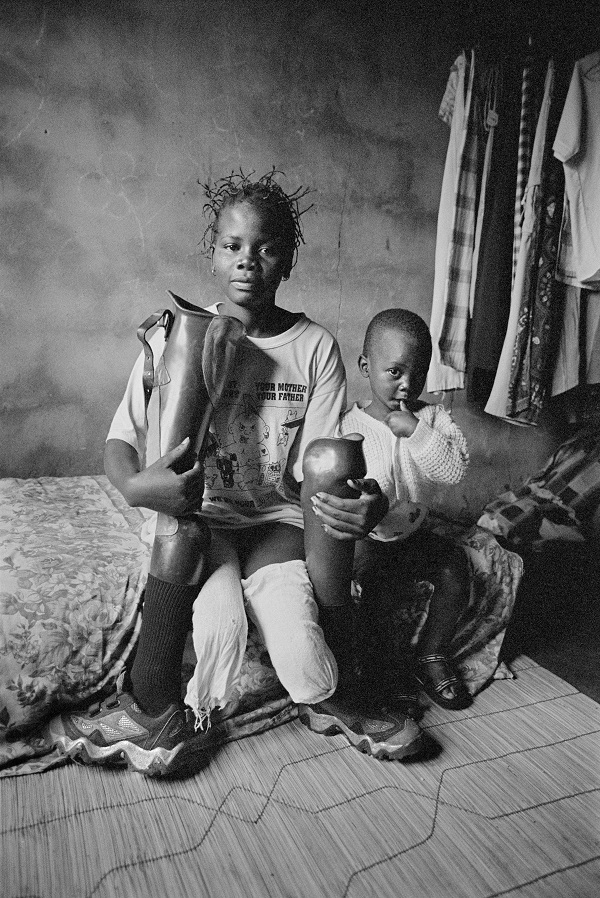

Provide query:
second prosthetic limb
left=300, top=433, right=366, bottom=689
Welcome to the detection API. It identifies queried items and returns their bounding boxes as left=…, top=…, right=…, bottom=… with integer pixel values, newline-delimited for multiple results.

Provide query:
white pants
left=184, top=542, right=337, bottom=719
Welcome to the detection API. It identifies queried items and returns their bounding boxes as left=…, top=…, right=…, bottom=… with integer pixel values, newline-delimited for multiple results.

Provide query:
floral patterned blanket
left=0, top=476, right=522, bottom=777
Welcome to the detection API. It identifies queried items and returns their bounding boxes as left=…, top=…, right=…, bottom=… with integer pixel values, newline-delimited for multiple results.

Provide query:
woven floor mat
left=2, top=656, right=599, bottom=898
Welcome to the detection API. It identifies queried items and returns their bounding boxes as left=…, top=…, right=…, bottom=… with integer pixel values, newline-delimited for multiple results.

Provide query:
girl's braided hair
left=200, top=168, right=313, bottom=279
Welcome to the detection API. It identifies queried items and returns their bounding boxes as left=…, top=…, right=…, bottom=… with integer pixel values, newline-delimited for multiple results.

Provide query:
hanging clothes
left=511, top=53, right=535, bottom=289
left=554, top=50, right=600, bottom=289
left=466, top=59, right=523, bottom=404
left=437, top=52, right=480, bottom=374
left=468, top=65, right=501, bottom=322
left=506, top=60, right=568, bottom=424
left=485, top=59, right=557, bottom=422
left=427, top=52, right=472, bottom=393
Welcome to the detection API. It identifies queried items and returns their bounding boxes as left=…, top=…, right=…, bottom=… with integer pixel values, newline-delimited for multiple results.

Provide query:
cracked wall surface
left=0, top=0, right=557, bottom=514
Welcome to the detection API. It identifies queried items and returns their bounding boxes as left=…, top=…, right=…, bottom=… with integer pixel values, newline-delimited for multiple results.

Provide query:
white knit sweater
left=340, top=401, right=469, bottom=541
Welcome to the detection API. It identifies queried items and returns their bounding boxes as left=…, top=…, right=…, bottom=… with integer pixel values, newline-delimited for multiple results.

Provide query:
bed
left=0, top=474, right=523, bottom=777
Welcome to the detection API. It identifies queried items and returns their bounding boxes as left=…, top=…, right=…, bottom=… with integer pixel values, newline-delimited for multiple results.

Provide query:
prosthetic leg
left=138, top=291, right=246, bottom=585
left=48, top=295, right=248, bottom=775
left=298, top=434, right=423, bottom=760
left=300, top=433, right=366, bottom=608
left=300, top=433, right=366, bottom=689
left=131, top=293, right=245, bottom=714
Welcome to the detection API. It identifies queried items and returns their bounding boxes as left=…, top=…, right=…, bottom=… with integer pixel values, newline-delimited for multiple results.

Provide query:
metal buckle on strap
left=136, top=309, right=174, bottom=413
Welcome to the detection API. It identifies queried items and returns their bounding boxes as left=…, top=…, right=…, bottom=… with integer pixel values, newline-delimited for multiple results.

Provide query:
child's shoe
left=297, top=694, right=423, bottom=760
left=48, top=690, right=216, bottom=777
left=414, top=654, right=472, bottom=711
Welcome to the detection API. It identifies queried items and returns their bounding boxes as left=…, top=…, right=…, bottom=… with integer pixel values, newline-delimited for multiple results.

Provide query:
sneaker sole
left=297, top=705, right=423, bottom=761
left=48, top=717, right=204, bottom=778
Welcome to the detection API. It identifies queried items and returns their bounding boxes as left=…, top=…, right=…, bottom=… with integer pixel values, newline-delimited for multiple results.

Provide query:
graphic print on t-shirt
left=204, top=376, right=308, bottom=512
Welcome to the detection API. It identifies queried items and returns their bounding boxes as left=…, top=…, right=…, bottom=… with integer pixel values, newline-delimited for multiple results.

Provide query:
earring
left=211, top=266, right=215, bottom=276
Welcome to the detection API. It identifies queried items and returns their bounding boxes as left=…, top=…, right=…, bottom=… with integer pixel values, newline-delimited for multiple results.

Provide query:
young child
left=338, top=307, right=472, bottom=711
left=49, top=173, right=422, bottom=775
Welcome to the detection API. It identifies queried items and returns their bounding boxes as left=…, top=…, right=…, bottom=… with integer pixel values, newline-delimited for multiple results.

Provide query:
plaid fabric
left=477, top=487, right=583, bottom=546
left=529, top=426, right=600, bottom=518
left=511, top=59, right=535, bottom=289
left=438, top=54, right=479, bottom=372
left=477, top=426, right=600, bottom=545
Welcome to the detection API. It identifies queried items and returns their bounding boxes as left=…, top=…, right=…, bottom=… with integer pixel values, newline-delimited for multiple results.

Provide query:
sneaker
left=297, top=695, right=423, bottom=761
left=48, top=690, right=215, bottom=777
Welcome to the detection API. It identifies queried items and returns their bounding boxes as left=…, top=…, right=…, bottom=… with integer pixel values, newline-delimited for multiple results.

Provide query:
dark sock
left=319, top=604, right=356, bottom=696
left=130, top=574, right=198, bottom=716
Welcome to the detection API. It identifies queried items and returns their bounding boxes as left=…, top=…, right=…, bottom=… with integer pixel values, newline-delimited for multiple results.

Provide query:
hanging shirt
left=553, top=51, right=600, bottom=288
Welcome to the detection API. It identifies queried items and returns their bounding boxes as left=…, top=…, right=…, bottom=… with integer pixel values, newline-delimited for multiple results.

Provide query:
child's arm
left=391, top=402, right=468, bottom=484
left=104, top=437, right=205, bottom=516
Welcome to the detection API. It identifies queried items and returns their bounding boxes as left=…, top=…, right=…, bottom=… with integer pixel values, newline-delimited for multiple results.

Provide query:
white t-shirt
left=554, top=52, right=600, bottom=287
left=108, top=304, right=347, bottom=530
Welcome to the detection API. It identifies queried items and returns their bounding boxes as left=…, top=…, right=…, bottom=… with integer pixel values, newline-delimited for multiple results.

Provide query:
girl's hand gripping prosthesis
left=137, top=292, right=246, bottom=586
left=301, top=434, right=367, bottom=608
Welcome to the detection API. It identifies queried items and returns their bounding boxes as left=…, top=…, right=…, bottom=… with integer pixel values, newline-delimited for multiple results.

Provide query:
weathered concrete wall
left=0, top=0, right=559, bottom=518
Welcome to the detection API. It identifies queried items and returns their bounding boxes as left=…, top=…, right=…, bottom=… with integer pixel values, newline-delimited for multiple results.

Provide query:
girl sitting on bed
left=49, top=170, right=422, bottom=776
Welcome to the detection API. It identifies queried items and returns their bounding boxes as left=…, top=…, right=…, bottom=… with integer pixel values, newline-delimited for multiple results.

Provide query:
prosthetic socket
left=301, top=434, right=367, bottom=608
left=137, top=292, right=246, bottom=586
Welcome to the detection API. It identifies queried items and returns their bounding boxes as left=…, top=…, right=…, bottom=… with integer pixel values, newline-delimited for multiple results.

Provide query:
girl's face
left=358, top=328, right=428, bottom=421
left=211, top=202, right=288, bottom=317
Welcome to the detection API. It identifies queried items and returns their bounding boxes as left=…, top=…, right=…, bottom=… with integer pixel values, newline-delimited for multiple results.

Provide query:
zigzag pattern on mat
left=2, top=657, right=600, bottom=898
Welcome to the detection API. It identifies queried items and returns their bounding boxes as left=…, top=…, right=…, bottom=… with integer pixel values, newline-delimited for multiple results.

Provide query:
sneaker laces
left=85, top=670, right=128, bottom=717
left=191, top=706, right=212, bottom=733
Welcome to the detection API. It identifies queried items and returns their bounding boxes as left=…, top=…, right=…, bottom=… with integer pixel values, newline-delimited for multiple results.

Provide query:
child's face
left=358, top=327, right=428, bottom=421
left=211, top=202, right=287, bottom=314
